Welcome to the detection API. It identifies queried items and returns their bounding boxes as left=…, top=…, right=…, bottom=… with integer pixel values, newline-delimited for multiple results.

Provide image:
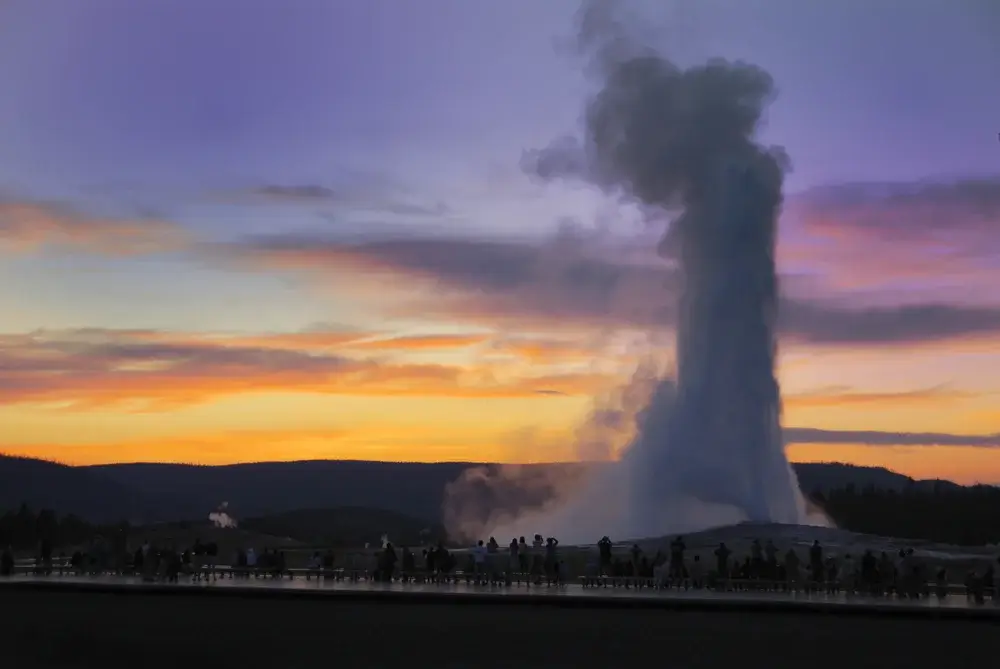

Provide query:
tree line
left=813, top=483, right=1000, bottom=546
left=0, top=503, right=128, bottom=552
left=2, top=482, right=1000, bottom=551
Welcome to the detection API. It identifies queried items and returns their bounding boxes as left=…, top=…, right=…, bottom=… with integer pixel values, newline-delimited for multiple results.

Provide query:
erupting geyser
left=443, top=1, right=817, bottom=542
left=531, top=0, right=807, bottom=531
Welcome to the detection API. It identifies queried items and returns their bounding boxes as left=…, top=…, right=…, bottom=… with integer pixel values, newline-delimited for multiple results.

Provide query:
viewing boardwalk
left=4, top=572, right=998, bottom=620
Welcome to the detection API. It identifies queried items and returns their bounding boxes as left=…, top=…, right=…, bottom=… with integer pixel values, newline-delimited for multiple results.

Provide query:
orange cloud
left=349, top=333, right=492, bottom=351
left=0, top=328, right=615, bottom=411
left=490, top=336, right=620, bottom=363
left=0, top=200, right=188, bottom=255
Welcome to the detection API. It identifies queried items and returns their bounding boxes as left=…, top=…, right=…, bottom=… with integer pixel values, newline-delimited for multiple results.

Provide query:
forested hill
left=0, top=455, right=973, bottom=524
left=2, top=455, right=997, bottom=545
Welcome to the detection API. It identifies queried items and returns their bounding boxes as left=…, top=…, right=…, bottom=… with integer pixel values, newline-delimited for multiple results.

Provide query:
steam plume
left=444, top=0, right=821, bottom=543
left=208, top=501, right=237, bottom=529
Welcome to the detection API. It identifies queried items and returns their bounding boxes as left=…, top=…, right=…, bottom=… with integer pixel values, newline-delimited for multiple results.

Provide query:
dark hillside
left=2, top=455, right=980, bottom=531
left=240, top=507, right=446, bottom=547
left=0, top=454, right=164, bottom=523
left=89, top=460, right=587, bottom=521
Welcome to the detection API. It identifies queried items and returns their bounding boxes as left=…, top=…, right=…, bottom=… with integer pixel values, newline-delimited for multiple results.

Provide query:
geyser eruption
left=445, top=1, right=815, bottom=543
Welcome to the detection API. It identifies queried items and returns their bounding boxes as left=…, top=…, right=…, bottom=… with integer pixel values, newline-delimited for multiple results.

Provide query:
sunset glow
left=1, top=0, right=998, bottom=483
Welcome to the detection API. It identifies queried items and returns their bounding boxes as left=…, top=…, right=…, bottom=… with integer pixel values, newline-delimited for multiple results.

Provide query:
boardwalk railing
left=8, top=560, right=998, bottom=603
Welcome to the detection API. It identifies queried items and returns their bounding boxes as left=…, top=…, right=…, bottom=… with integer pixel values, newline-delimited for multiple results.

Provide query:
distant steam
left=208, top=501, right=237, bottom=529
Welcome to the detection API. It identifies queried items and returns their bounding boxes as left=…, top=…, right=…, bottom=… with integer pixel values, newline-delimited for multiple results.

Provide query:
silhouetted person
left=714, top=543, right=731, bottom=583
left=878, top=551, right=894, bottom=595
left=597, top=536, right=612, bottom=576
left=508, top=538, right=519, bottom=583
left=70, top=550, right=84, bottom=575
left=531, top=535, right=544, bottom=583
left=470, top=540, right=486, bottom=583
left=669, top=536, right=686, bottom=582
left=764, top=539, right=777, bottom=580
left=0, top=545, right=13, bottom=576
left=784, top=548, right=801, bottom=589
left=689, top=554, right=705, bottom=589
left=545, top=537, right=560, bottom=584
left=935, top=567, right=948, bottom=600
left=809, top=540, right=824, bottom=586
left=861, top=550, right=876, bottom=592
left=840, top=553, right=856, bottom=593
left=425, top=546, right=436, bottom=576
left=382, top=543, right=397, bottom=582
left=401, top=546, right=415, bottom=576
left=750, top=539, right=764, bottom=579
left=39, top=538, right=52, bottom=575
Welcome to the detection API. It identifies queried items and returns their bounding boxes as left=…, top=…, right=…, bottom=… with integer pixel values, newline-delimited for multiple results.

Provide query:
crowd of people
left=3, top=532, right=998, bottom=603
left=592, top=536, right=1000, bottom=603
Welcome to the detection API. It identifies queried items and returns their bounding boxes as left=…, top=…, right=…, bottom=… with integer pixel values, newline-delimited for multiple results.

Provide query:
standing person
left=714, top=543, right=731, bottom=588
left=381, top=543, right=397, bottom=582
left=0, top=546, right=13, bottom=576
left=518, top=537, right=529, bottom=574
left=994, top=557, right=1000, bottom=605
left=629, top=543, right=642, bottom=574
left=750, top=539, right=764, bottom=579
left=545, top=537, right=560, bottom=585
left=669, top=536, right=686, bottom=584
left=764, top=540, right=778, bottom=582
left=486, top=537, right=499, bottom=583
left=809, top=541, right=824, bottom=589
left=246, top=547, right=258, bottom=578
left=472, top=540, right=487, bottom=584
left=688, top=555, right=705, bottom=589
left=784, top=548, right=801, bottom=590
left=597, top=536, right=613, bottom=576
left=39, top=538, right=53, bottom=575
left=531, top=535, right=544, bottom=585
left=507, top=538, right=519, bottom=585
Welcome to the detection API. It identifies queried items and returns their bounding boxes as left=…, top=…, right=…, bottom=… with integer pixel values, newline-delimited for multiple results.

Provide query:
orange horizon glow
left=4, top=437, right=999, bottom=487
left=2, top=323, right=998, bottom=484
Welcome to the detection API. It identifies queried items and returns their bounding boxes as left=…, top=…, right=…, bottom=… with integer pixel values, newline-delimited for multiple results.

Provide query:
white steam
left=443, top=0, right=829, bottom=544
left=208, top=501, right=238, bottom=529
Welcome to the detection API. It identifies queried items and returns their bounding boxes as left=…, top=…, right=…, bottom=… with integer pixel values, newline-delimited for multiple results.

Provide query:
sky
left=1, top=0, right=999, bottom=483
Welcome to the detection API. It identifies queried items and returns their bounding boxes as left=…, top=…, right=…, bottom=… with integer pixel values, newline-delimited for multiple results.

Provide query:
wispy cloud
left=0, top=328, right=611, bottom=410
left=784, top=385, right=976, bottom=408
left=217, top=230, right=1000, bottom=346
left=221, top=173, right=454, bottom=219
left=250, top=185, right=337, bottom=201
left=785, top=427, right=1000, bottom=448
left=782, top=177, right=1000, bottom=299
left=349, top=333, right=491, bottom=351
left=0, top=199, right=188, bottom=256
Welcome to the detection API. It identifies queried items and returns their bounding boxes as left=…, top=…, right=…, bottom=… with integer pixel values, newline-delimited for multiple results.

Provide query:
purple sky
left=1, top=0, right=997, bottom=202
left=0, top=0, right=997, bottom=330
left=1, top=1, right=999, bottom=474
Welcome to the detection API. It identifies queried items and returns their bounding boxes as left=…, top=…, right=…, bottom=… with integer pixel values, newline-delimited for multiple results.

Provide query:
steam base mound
left=629, top=522, right=999, bottom=564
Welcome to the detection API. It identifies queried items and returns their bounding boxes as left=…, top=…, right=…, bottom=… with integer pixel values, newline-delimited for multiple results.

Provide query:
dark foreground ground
left=2, top=588, right=998, bottom=669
